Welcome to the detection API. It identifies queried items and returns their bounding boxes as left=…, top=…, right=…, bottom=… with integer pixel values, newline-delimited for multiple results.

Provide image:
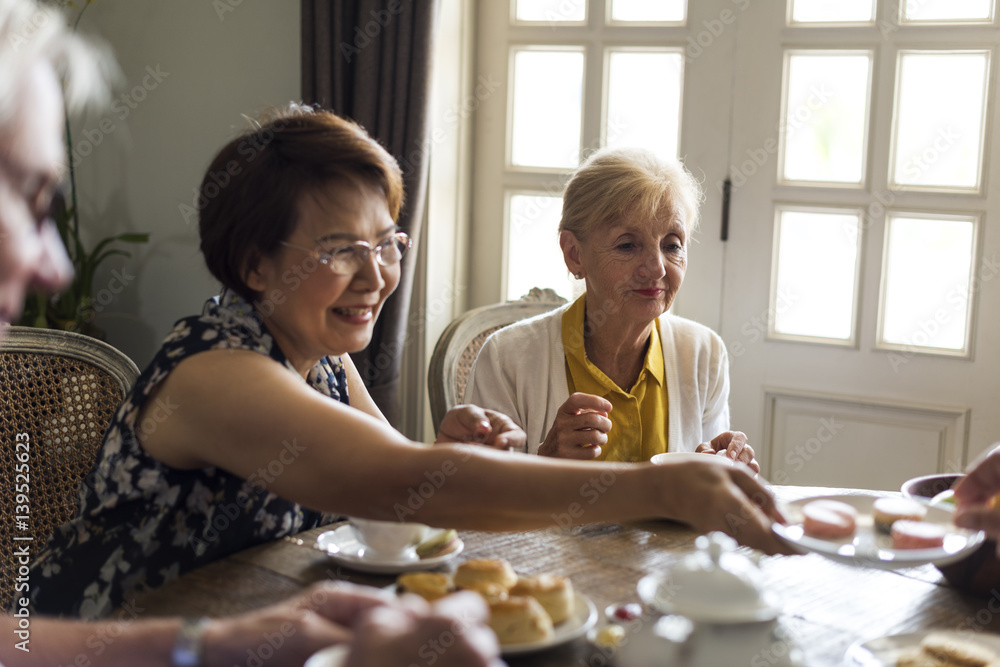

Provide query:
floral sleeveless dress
left=30, top=289, right=344, bottom=619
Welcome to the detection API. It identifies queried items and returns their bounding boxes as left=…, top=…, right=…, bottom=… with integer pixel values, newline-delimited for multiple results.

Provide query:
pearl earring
left=574, top=272, right=582, bottom=279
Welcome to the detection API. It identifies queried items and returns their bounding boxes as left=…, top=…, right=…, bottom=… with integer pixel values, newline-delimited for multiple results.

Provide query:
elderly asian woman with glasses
left=31, top=106, right=790, bottom=620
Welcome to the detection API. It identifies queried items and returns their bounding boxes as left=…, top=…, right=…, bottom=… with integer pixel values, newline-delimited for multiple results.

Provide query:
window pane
left=606, top=50, right=683, bottom=160
left=781, top=52, right=872, bottom=185
left=510, top=49, right=584, bottom=169
left=772, top=210, right=861, bottom=341
left=515, top=0, right=586, bottom=22
left=789, top=0, right=875, bottom=23
left=891, top=52, right=989, bottom=191
left=902, top=0, right=994, bottom=22
left=880, top=215, right=975, bottom=352
left=610, top=0, right=685, bottom=23
left=507, top=194, right=576, bottom=301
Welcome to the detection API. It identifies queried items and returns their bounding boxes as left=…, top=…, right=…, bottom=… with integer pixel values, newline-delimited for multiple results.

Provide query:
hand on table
left=345, top=590, right=502, bottom=667
left=695, top=430, right=760, bottom=473
left=202, top=581, right=384, bottom=666
left=436, top=404, right=526, bottom=451
left=658, top=457, right=794, bottom=556
left=538, top=392, right=612, bottom=460
left=954, top=443, right=1000, bottom=550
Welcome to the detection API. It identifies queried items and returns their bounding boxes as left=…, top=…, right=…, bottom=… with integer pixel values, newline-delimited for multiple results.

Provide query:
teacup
left=348, top=518, right=429, bottom=560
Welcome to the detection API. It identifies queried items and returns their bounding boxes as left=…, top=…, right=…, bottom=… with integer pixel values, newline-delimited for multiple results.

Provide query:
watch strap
left=172, top=617, right=208, bottom=667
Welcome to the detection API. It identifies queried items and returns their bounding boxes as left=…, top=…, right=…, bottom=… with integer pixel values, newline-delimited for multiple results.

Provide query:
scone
left=454, top=558, right=518, bottom=591
left=459, top=580, right=509, bottom=604
left=396, top=572, right=454, bottom=601
left=489, top=596, right=554, bottom=645
left=895, top=647, right=940, bottom=667
left=872, top=497, right=927, bottom=535
left=509, top=574, right=575, bottom=624
left=920, top=632, right=998, bottom=666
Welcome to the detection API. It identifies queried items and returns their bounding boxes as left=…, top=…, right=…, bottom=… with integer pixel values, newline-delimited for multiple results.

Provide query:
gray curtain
left=302, top=0, right=439, bottom=427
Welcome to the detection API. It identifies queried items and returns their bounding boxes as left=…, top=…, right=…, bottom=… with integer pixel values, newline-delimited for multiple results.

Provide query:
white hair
left=0, top=0, right=114, bottom=127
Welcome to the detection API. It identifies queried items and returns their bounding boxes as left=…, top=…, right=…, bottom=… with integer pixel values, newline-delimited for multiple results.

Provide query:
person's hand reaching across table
left=435, top=404, right=527, bottom=451
left=696, top=430, right=760, bottom=473
left=954, top=443, right=1000, bottom=553
left=345, top=590, right=503, bottom=667
left=659, top=456, right=794, bottom=555
left=538, top=392, right=613, bottom=460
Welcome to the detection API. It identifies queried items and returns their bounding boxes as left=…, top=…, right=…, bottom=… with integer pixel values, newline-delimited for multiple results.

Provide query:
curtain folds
left=301, top=0, right=439, bottom=427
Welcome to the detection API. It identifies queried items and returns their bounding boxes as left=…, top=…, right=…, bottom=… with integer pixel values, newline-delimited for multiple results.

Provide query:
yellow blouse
left=562, top=295, right=670, bottom=462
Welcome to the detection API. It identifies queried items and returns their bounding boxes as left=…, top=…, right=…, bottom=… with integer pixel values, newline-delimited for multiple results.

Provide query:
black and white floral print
left=30, top=289, right=346, bottom=619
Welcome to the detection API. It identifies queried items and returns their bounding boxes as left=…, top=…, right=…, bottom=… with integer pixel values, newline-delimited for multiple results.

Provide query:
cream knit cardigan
left=464, top=303, right=731, bottom=455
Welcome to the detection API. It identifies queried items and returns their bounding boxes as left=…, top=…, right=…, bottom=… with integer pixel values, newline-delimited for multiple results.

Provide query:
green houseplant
left=19, top=0, right=148, bottom=340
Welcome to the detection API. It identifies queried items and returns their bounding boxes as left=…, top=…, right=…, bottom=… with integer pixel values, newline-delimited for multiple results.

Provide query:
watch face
left=172, top=617, right=208, bottom=667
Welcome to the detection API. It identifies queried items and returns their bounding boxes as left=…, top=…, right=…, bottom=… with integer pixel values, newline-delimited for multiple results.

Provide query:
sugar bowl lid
left=637, top=532, right=781, bottom=623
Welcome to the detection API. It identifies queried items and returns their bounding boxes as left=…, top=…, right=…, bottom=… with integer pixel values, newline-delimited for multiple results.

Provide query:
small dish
left=845, top=630, right=1000, bottom=666
left=501, top=593, right=598, bottom=656
left=303, top=644, right=349, bottom=667
left=772, top=493, right=984, bottom=570
left=900, top=473, right=964, bottom=501
left=316, top=525, right=463, bottom=574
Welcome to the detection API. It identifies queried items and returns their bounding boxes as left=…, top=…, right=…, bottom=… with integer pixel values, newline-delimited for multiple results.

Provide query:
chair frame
left=2, top=326, right=139, bottom=394
left=427, top=288, right=566, bottom=432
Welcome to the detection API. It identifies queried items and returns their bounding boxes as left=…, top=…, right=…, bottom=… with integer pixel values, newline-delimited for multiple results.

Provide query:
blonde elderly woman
left=466, top=147, right=756, bottom=468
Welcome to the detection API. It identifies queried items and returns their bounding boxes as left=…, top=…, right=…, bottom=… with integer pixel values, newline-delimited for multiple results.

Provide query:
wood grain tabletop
left=133, top=486, right=1000, bottom=666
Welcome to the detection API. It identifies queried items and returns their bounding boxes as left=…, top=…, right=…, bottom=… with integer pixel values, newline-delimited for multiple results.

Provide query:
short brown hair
left=559, top=147, right=703, bottom=241
left=198, top=104, right=404, bottom=301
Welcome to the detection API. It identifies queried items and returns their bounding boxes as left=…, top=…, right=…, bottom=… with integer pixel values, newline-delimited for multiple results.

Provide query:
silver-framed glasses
left=280, top=231, right=412, bottom=275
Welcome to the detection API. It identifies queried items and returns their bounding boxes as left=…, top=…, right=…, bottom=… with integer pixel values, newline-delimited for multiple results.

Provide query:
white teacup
left=348, top=518, right=429, bottom=560
left=650, top=452, right=735, bottom=467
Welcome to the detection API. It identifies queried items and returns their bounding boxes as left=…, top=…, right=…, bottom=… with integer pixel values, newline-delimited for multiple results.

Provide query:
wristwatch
left=172, top=617, right=208, bottom=667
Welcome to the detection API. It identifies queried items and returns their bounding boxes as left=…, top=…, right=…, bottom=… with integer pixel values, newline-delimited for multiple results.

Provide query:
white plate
left=501, top=593, right=598, bottom=656
left=316, top=525, right=463, bottom=575
left=303, top=644, right=349, bottom=667
left=772, top=493, right=984, bottom=570
left=845, top=630, right=1000, bottom=666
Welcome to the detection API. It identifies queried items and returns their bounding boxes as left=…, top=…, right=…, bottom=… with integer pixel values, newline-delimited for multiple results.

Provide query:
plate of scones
left=772, top=493, right=984, bottom=570
left=396, top=558, right=598, bottom=656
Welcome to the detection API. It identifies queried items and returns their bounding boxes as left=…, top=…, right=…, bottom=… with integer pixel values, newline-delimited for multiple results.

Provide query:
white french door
left=469, top=0, right=1000, bottom=490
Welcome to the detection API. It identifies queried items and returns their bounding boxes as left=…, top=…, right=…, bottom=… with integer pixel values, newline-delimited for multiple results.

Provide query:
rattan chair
left=427, top=288, right=567, bottom=432
left=0, top=326, right=139, bottom=609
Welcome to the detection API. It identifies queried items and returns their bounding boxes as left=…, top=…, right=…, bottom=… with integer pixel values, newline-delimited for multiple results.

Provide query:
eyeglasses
left=0, top=153, right=61, bottom=230
left=280, top=231, right=412, bottom=275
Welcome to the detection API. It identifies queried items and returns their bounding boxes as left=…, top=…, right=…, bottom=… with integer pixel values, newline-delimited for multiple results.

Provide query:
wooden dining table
left=135, top=486, right=1000, bottom=666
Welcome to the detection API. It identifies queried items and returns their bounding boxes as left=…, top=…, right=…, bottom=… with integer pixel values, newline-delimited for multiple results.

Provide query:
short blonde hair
left=559, top=147, right=704, bottom=241
left=0, top=0, right=113, bottom=126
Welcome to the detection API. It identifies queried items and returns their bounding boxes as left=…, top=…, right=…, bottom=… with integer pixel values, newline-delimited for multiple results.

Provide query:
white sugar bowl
left=619, top=532, right=803, bottom=667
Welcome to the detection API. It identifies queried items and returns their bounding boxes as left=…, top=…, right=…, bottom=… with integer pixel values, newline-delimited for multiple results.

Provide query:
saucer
left=316, top=525, right=463, bottom=574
